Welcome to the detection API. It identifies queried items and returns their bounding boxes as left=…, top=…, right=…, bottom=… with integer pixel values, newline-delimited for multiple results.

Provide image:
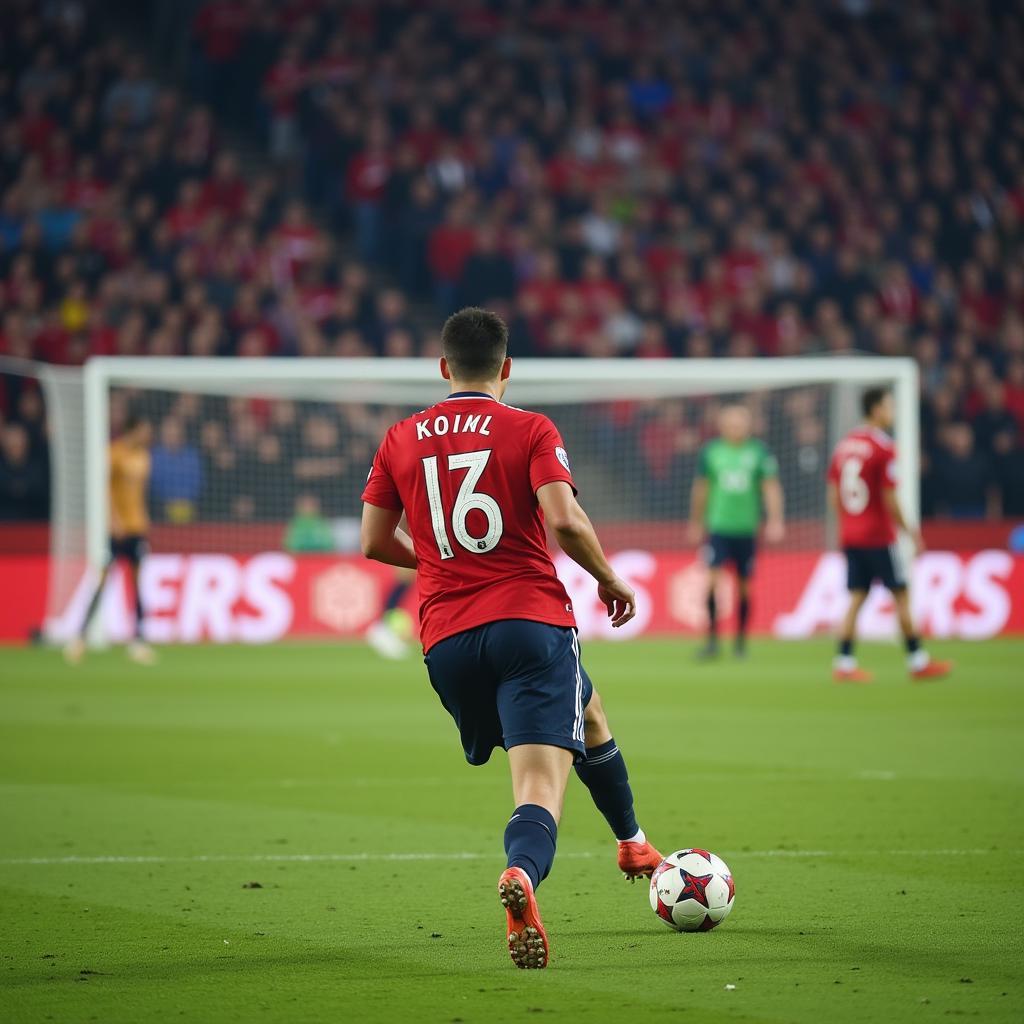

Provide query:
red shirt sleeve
left=361, top=432, right=402, bottom=510
left=529, top=417, right=577, bottom=495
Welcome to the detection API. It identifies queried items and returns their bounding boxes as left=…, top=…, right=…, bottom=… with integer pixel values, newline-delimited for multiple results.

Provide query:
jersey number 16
left=421, top=449, right=504, bottom=559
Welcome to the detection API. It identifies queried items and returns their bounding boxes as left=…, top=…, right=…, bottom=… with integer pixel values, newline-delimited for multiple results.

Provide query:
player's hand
left=686, top=522, right=703, bottom=546
left=597, top=576, right=636, bottom=628
left=910, top=529, right=925, bottom=556
left=765, top=519, right=785, bottom=544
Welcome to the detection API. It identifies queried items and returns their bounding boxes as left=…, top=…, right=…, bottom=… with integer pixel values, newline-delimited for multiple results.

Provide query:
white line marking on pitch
left=0, top=848, right=1013, bottom=867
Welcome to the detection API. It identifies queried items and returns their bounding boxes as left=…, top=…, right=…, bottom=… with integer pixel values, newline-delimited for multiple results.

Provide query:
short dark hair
left=861, top=386, right=889, bottom=418
left=441, top=307, right=508, bottom=380
left=122, top=414, right=148, bottom=434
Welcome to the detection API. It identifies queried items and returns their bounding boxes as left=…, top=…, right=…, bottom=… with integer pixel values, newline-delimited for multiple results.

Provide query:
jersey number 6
left=839, top=456, right=869, bottom=515
left=422, top=449, right=504, bottom=559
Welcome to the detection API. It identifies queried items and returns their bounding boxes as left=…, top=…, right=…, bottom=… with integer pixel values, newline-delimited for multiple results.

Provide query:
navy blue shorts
left=845, top=546, right=907, bottom=592
left=705, top=533, right=756, bottom=579
left=110, top=535, right=148, bottom=564
left=423, top=620, right=593, bottom=766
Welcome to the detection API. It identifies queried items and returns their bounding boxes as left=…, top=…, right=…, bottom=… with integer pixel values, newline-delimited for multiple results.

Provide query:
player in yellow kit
left=64, top=417, right=156, bottom=665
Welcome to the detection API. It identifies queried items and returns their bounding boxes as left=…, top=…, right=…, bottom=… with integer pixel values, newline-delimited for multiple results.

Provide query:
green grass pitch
left=1, top=638, right=1022, bottom=1023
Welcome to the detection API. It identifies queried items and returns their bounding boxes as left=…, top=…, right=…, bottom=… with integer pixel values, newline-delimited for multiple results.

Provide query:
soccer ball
left=649, top=848, right=735, bottom=932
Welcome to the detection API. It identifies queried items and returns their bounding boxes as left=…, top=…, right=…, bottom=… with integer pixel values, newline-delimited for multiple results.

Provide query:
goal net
left=39, top=357, right=918, bottom=644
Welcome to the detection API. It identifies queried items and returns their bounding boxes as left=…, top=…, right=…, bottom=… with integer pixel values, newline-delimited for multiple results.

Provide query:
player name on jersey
left=415, top=413, right=493, bottom=440
left=832, top=437, right=876, bottom=459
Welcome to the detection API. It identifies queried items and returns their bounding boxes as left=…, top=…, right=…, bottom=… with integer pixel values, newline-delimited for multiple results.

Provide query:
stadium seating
left=2, top=0, right=1024, bottom=521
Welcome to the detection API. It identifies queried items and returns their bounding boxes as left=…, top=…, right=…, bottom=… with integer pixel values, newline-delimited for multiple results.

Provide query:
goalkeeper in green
left=687, top=405, right=785, bottom=658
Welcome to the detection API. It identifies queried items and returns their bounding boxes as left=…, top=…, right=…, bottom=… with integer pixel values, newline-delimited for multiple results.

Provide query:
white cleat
left=63, top=637, right=86, bottom=666
left=127, top=641, right=157, bottom=666
left=365, top=620, right=409, bottom=660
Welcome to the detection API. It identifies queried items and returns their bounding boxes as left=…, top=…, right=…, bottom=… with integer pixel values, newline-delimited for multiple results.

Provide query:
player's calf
left=574, top=717, right=661, bottom=880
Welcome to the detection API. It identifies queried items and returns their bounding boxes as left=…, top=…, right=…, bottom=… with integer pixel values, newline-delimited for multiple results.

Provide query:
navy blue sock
left=574, top=738, right=639, bottom=842
left=384, top=579, right=410, bottom=612
left=737, top=594, right=750, bottom=638
left=503, top=804, right=557, bottom=891
left=133, top=578, right=145, bottom=639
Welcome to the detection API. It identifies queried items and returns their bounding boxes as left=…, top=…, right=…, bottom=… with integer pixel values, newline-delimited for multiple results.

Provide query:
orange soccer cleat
left=911, top=659, right=952, bottom=682
left=498, top=867, right=549, bottom=969
left=617, top=838, right=664, bottom=882
left=833, top=666, right=874, bottom=684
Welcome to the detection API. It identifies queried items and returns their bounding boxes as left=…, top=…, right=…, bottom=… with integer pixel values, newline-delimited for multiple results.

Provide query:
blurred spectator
left=283, top=493, right=334, bottom=553
left=293, top=414, right=343, bottom=513
left=927, top=423, right=997, bottom=520
left=150, top=417, right=202, bottom=522
left=973, top=384, right=1019, bottom=453
left=428, top=199, right=477, bottom=312
left=993, top=432, right=1024, bottom=517
left=459, top=224, right=516, bottom=309
left=0, top=422, right=47, bottom=520
left=103, top=55, right=157, bottom=126
left=262, top=41, right=305, bottom=168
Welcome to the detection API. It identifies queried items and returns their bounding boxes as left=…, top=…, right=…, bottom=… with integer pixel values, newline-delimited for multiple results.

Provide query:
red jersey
left=362, top=392, right=577, bottom=652
left=827, top=426, right=898, bottom=547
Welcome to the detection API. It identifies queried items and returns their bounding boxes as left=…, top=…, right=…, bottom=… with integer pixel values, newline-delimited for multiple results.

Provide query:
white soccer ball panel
left=651, top=865, right=685, bottom=907
left=675, top=852, right=715, bottom=875
left=670, top=900, right=709, bottom=931
left=706, top=900, right=734, bottom=924
left=709, top=853, right=732, bottom=876
left=702, top=874, right=731, bottom=911
left=650, top=876, right=684, bottom=929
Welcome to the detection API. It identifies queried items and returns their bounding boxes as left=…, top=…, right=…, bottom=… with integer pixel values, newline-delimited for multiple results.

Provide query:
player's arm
left=879, top=448, right=924, bottom=555
left=687, top=459, right=708, bottom=545
left=360, top=503, right=418, bottom=569
left=761, top=476, right=785, bottom=543
left=108, top=451, right=123, bottom=537
left=881, top=489, right=924, bottom=555
left=536, top=481, right=635, bottom=627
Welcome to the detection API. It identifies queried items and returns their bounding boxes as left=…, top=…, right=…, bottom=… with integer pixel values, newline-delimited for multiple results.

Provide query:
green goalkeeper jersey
left=696, top=438, right=779, bottom=536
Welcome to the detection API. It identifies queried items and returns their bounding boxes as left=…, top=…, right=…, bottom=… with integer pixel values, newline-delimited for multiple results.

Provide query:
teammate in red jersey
left=827, top=387, right=952, bottom=684
left=361, top=308, right=662, bottom=969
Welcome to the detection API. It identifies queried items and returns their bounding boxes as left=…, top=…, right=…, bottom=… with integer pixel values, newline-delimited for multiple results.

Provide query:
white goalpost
left=33, top=355, right=920, bottom=644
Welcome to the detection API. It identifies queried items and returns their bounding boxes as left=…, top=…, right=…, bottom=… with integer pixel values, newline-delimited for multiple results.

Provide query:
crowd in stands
left=2, top=0, right=1024, bottom=523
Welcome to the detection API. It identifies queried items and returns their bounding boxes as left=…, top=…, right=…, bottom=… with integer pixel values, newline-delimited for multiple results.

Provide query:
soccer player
left=64, top=416, right=156, bottom=666
left=361, top=308, right=662, bottom=969
left=687, top=405, right=785, bottom=659
left=827, top=387, right=951, bottom=683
